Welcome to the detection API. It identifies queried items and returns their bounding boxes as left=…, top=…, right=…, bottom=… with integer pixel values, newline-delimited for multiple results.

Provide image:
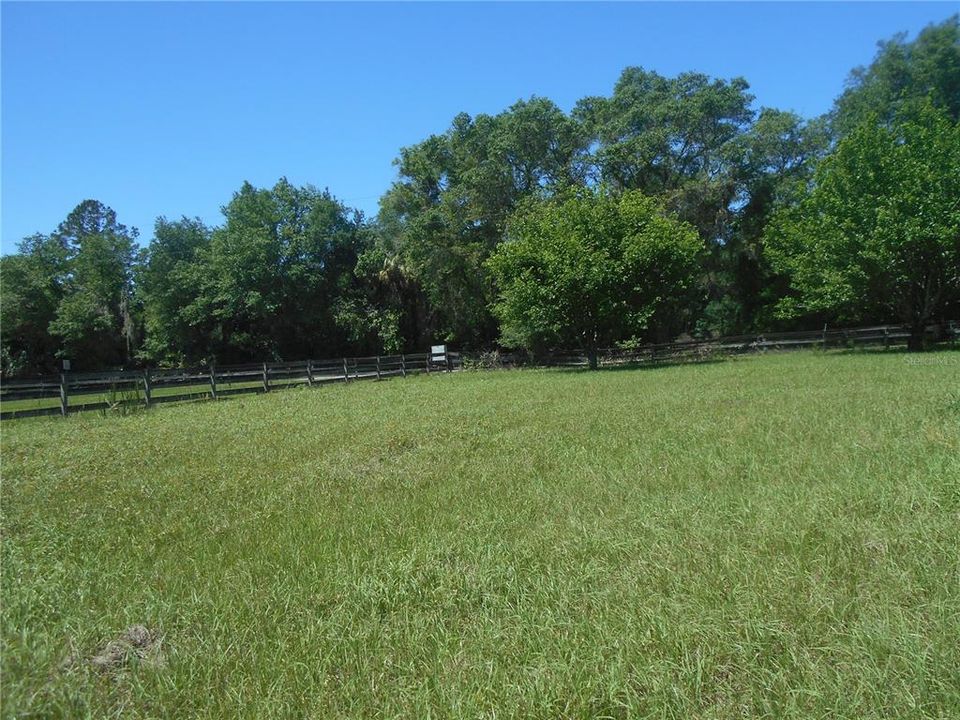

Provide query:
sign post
left=59, top=360, right=71, bottom=416
left=431, top=345, right=447, bottom=372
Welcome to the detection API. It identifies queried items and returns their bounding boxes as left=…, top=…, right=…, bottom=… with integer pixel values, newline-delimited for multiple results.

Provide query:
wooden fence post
left=375, top=356, right=381, bottom=381
left=400, top=354, right=406, bottom=378
left=822, top=324, right=828, bottom=350
left=209, top=365, right=218, bottom=400
left=426, top=354, right=431, bottom=374
left=884, top=327, right=890, bottom=349
left=262, top=362, right=270, bottom=392
left=143, top=368, right=152, bottom=406
left=306, top=360, right=314, bottom=387
left=59, top=373, right=69, bottom=417
left=343, top=358, right=349, bottom=383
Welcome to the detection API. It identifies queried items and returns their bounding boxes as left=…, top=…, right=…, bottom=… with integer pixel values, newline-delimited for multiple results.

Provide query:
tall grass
left=2, top=350, right=958, bottom=718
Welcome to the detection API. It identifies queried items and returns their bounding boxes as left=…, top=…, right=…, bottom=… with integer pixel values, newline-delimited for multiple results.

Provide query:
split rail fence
left=461, top=323, right=958, bottom=369
left=1, top=323, right=956, bottom=421
left=0, top=352, right=460, bottom=420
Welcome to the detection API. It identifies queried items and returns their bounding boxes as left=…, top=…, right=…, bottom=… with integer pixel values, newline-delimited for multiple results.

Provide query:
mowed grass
left=2, top=350, right=958, bottom=719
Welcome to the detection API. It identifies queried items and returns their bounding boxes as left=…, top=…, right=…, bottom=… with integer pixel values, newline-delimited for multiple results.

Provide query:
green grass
left=2, top=350, right=958, bottom=718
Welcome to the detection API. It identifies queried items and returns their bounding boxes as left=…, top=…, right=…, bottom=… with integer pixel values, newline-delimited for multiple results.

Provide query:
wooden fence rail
left=1, top=322, right=955, bottom=420
left=0, top=351, right=458, bottom=420
left=459, top=323, right=958, bottom=369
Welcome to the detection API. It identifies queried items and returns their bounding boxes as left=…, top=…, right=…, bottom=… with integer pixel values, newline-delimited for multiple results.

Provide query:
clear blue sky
left=1, top=2, right=955, bottom=253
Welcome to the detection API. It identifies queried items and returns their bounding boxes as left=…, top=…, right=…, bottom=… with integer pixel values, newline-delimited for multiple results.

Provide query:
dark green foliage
left=707, top=109, right=830, bottom=334
left=766, top=101, right=960, bottom=349
left=487, top=189, right=702, bottom=365
left=832, top=15, right=960, bottom=136
left=342, top=245, right=431, bottom=353
left=138, top=217, right=211, bottom=365
left=574, top=68, right=830, bottom=335
left=575, top=67, right=754, bottom=243
left=2, top=17, right=958, bottom=374
left=48, top=201, right=140, bottom=370
left=184, top=179, right=372, bottom=363
left=1, top=201, right=138, bottom=375
left=1, top=235, right=67, bottom=375
left=378, top=97, right=586, bottom=347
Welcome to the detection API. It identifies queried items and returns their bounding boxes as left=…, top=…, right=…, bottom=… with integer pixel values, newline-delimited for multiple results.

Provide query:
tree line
left=2, top=17, right=958, bottom=375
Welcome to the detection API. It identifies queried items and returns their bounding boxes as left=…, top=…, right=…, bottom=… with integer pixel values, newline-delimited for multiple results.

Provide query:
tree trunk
left=586, top=327, right=600, bottom=370
left=907, top=327, right=925, bottom=352
left=587, top=348, right=598, bottom=371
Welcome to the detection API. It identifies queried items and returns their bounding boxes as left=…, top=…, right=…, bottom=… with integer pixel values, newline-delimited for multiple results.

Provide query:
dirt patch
left=89, top=625, right=165, bottom=673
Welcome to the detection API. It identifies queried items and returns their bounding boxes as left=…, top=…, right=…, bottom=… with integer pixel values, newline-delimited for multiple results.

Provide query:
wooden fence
left=1, top=323, right=956, bottom=421
left=0, top=352, right=460, bottom=420
left=460, top=323, right=958, bottom=369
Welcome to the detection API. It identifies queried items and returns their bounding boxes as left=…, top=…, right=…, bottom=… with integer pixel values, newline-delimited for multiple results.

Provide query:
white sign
left=431, top=345, right=447, bottom=355
left=62, top=359, right=71, bottom=371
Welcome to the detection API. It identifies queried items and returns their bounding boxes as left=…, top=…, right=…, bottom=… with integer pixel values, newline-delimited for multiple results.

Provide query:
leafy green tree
left=832, top=15, right=960, bottom=136
left=379, top=97, right=586, bottom=347
left=138, top=217, right=212, bottom=364
left=2, top=201, right=139, bottom=374
left=2, top=201, right=142, bottom=375
left=341, top=244, right=432, bottom=353
left=574, top=67, right=755, bottom=244
left=487, top=189, right=702, bottom=368
left=766, top=101, right=960, bottom=350
left=575, top=67, right=807, bottom=337
left=704, top=109, right=830, bottom=334
left=0, top=234, right=69, bottom=376
left=181, top=179, right=369, bottom=363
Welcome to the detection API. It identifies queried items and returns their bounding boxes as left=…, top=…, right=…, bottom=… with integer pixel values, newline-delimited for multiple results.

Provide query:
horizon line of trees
left=2, top=16, right=958, bottom=375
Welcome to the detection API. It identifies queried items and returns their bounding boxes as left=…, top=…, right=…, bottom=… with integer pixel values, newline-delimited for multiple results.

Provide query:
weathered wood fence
left=0, top=352, right=460, bottom=420
left=1, top=323, right=956, bottom=421
left=461, top=323, right=958, bottom=369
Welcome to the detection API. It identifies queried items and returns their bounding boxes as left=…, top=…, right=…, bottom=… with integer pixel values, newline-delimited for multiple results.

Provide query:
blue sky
left=1, top=2, right=956, bottom=253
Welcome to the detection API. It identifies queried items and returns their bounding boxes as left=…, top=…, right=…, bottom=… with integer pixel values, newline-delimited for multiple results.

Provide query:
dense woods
left=2, top=17, right=958, bottom=375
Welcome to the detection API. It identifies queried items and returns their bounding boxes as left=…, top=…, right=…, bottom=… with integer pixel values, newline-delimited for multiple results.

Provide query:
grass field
left=2, top=350, right=958, bottom=718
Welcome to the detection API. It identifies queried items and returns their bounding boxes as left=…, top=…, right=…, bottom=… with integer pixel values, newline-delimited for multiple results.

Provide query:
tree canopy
left=831, top=14, right=959, bottom=135
left=488, top=189, right=702, bottom=366
left=2, top=16, right=958, bottom=376
left=150, top=179, right=371, bottom=364
left=2, top=200, right=138, bottom=373
left=377, top=97, right=587, bottom=347
left=766, top=101, right=960, bottom=349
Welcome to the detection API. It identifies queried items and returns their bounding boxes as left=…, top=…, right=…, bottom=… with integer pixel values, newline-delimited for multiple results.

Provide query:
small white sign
left=431, top=345, right=446, bottom=356
left=62, top=359, right=71, bottom=371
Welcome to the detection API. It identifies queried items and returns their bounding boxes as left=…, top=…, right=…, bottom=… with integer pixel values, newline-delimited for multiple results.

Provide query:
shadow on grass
left=550, top=356, right=731, bottom=375
left=548, top=342, right=959, bottom=375
left=821, top=342, right=959, bottom=356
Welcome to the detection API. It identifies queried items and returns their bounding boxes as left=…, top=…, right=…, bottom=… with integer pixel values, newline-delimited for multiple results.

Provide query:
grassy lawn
left=2, top=350, right=958, bottom=718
